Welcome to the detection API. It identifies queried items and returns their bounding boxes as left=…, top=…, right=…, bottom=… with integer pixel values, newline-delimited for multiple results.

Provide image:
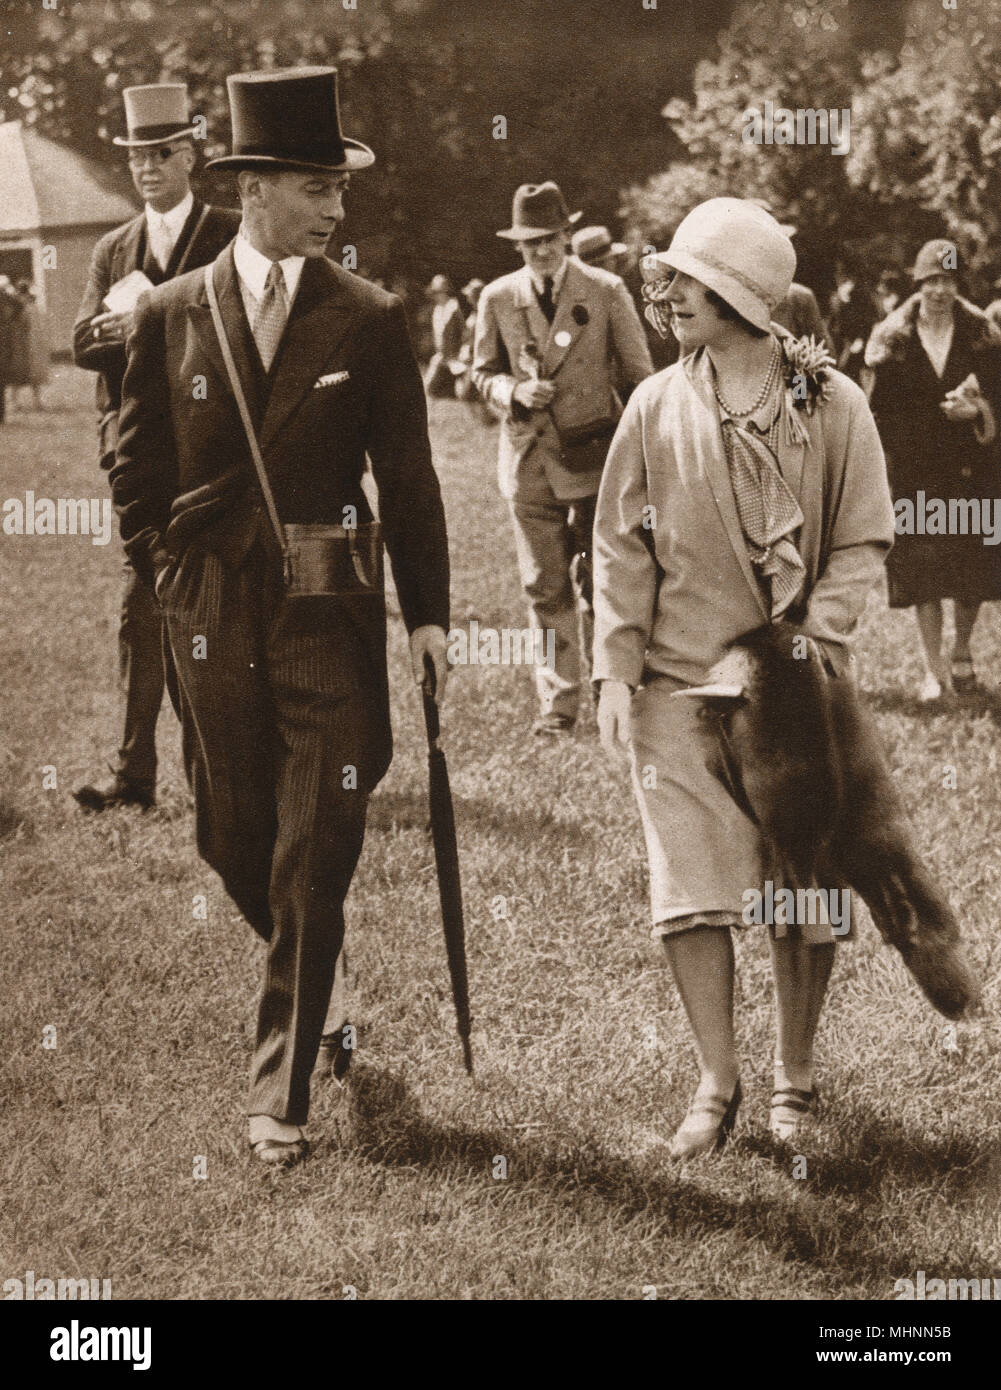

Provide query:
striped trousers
left=161, top=539, right=392, bottom=1124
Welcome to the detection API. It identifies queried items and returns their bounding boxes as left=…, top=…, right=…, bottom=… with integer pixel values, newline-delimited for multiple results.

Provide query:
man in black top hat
left=110, top=66, right=450, bottom=1167
left=72, top=84, right=240, bottom=812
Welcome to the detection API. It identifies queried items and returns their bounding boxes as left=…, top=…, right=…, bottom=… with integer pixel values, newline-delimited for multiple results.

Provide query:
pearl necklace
left=713, top=341, right=781, bottom=418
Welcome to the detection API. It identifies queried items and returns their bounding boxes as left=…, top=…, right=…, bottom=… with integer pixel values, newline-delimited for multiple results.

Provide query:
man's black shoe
left=532, top=713, right=576, bottom=737
left=315, top=1023, right=354, bottom=1083
left=72, top=780, right=155, bottom=812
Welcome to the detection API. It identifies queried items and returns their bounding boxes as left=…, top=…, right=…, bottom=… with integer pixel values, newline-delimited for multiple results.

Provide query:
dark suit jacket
left=110, top=242, right=450, bottom=639
left=73, top=201, right=241, bottom=466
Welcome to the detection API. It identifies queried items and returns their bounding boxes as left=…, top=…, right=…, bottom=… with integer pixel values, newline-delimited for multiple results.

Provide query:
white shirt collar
left=528, top=257, right=569, bottom=299
left=234, top=226, right=306, bottom=305
left=146, top=189, right=193, bottom=238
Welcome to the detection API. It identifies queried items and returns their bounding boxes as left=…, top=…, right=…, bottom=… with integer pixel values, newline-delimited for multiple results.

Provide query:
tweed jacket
left=110, top=242, right=449, bottom=639
left=592, top=337, right=895, bottom=689
left=73, top=201, right=241, bottom=467
left=472, top=258, right=654, bottom=502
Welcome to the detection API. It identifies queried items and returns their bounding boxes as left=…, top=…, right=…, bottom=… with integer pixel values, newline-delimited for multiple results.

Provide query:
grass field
left=2, top=367, right=999, bottom=1301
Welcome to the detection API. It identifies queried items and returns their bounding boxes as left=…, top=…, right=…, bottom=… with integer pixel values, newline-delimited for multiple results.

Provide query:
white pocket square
left=313, top=370, right=350, bottom=390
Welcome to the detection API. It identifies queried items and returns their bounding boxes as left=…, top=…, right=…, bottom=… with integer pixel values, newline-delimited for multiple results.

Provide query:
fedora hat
left=572, top=225, right=627, bottom=263
left=645, top=198, right=796, bottom=333
left=113, top=84, right=199, bottom=148
left=496, top=182, right=581, bottom=241
left=911, top=239, right=959, bottom=282
left=206, top=67, right=375, bottom=174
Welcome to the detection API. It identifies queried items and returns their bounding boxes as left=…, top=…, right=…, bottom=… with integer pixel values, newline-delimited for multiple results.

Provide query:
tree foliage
left=621, top=0, right=1001, bottom=299
left=0, top=0, right=729, bottom=294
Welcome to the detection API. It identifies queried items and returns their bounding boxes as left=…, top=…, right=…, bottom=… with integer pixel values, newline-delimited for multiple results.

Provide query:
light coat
left=592, top=339, right=896, bottom=688
left=472, top=258, right=653, bottom=501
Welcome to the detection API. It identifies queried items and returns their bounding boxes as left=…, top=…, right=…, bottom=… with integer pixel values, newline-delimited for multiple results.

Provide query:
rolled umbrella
left=421, top=654, right=473, bottom=1074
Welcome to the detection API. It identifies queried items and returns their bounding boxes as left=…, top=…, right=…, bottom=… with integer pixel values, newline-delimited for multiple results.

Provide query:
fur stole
left=864, top=292, right=1001, bottom=368
left=700, top=624, right=981, bottom=1019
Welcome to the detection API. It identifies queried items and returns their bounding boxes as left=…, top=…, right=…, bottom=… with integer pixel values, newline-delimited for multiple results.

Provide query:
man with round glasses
left=72, top=84, right=240, bottom=813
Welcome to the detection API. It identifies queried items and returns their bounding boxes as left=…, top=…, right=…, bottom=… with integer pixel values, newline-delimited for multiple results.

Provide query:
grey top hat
left=113, top=84, right=200, bottom=147
left=206, top=66, right=374, bottom=174
left=496, top=182, right=582, bottom=240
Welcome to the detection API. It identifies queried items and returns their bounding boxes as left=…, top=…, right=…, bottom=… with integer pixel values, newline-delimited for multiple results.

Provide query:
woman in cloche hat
left=592, top=198, right=896, bottom=1158
left=865, top=238, right=1001, bottom=701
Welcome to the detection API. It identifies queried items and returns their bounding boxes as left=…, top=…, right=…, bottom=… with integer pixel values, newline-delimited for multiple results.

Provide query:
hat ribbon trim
left=671, top=242, right=779, bottom=311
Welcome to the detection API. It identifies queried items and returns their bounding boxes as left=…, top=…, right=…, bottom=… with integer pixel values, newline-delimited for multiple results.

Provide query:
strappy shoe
left=770, top=1086, right=817, bottom=1143
left=668, top=1079, right=742, bottom=1160
left=950, top=659, right=979, bottom=695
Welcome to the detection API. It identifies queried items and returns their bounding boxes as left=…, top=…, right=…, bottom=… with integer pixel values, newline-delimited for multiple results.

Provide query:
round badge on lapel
left=554, top=329, right=572, bottom=347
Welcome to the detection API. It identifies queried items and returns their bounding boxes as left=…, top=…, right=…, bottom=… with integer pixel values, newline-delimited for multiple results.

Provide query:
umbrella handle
left=422, top=651, right=438, bottom=702
left=422, top=653, right=441, bottom=747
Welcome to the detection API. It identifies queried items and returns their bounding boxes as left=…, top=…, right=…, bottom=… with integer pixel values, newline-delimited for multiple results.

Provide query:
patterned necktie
left=253, top=262, right=288, bottom=371
left=721, top=418, right=806, bottom=618
left=537, top=276, right=555, bottom=323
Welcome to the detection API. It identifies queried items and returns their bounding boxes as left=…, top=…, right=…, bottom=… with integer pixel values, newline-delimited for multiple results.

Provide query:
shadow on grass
left=319, top=1060, right=992, bottom=1291
left=863, top=685, right=1001, bottom=721
left=368, top=788, right=589, bottom=850
left=740, top=1115, right=988, bottom=1198
left=0, top=796, right=29, bottom=841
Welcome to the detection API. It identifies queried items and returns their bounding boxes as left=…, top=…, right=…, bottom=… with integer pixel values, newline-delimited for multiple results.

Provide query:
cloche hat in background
left=910, top=239, right=959, bottom=282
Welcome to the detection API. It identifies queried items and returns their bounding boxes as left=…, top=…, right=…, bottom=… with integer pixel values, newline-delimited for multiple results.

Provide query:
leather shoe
left=72, top=779, right=155, bottom=812
left=533, top=713, right=575, bottom=737
left=248, top=1116, right=309, bottom=1168
left=250, top=1136, right=309, bottom=1168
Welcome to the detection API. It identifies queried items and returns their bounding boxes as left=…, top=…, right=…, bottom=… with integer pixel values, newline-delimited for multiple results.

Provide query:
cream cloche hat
left=643, top=197, right=797, bottom=332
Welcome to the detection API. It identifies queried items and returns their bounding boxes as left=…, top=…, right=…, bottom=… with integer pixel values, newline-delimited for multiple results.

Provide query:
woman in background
left=7, top=279, right=50, bottom=411
left=866, top=240, right=1001, bottom=700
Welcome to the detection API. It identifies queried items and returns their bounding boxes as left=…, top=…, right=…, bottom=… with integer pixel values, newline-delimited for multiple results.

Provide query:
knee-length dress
left=866, top=294, right=1001, bottom=608
left=592, top=339, right=895, bottom=935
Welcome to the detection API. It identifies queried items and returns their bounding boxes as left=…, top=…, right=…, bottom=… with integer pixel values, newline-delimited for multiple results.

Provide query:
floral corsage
left=780, top=334, right=835, bottom=445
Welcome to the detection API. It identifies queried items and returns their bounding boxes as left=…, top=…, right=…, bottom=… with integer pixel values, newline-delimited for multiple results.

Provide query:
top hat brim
left=496, top=210, right=582, bottom=240
left=206, top=139, right=375, bottom=173
left=113, top=125, right=200, bottom=148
